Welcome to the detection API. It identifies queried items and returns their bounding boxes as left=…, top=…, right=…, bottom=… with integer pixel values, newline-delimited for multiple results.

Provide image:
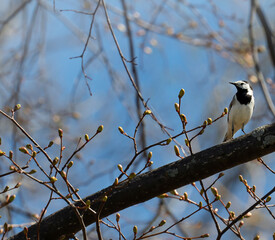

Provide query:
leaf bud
left=147, top=151, right=152, bottom=160
left=67, top=161, right=74, bottom=168
left=102, top=195, right=108, bottom=202
left=133, top=225, right=138, bottom=234
left=224, top=107, right=228, bottom=114
left=9, top=165, right=16, bottom=171
left=144, top=110, right=152, bottom=115
left=229, top=211, right=235, bottom=219
left=3, top=186, right=9, bottom=192
left=50, top=176, right=57, bottom=183
left=61, top=171, right=66, bottom=178
left=239, top=175, right=243, bottom=182
left=129, top=172, right=136, bottom=180
left=211, top=187, right=218, bottom=196
left=266, top=196, right=271, bottom=202
left=48, top=141, right=54, bottom=147
left=216, top=194, right=221, bottom=200
left=19, top=147, right=29, bottom=154
left=117, top=164, right=123, bottom=172
left=0, top=150, right=5, bottom=156
left=32, top=151, right=37, bottom=158
left=85, top=200, right=90, bottom=209
left=180, top=114, right=187, bottom=123
left=15, top=182, right=21, bottom=188
left=199, top=201, right=203, bottom=208
left=183, top=192, right=188, bottom=200
left=201, top=234, right=210, bottom=238
left=28, top=169, right=37, bottom=174
left=158, top=220, right=166, bottom=226
left=252, top=185, right=256, bottom=192
left=97, top=125, right=104, bottom=133
left=207, top=118, right=212, bottom=125
left=114, top=178, right=119, bottom=186
left=14, top=104, right=21, bottom=111
left=53, top=157, right=59, bottom=165
left=174, top=145, right=180, bottom=157
left=244, top=212, right=252, bottom=218
left=199, top=129, right=204, bottom=135
left=239, top=221, right=244, bottom=228
left=26, top=144, right=33, bottom=150
left=225, top=201, right=231, bottom=209
left=8, top=152, right=13, bottom=161
left=185, top=139, right=189, bottom=147
left=174, top=103, right=180, bottom=112
left=218, top=172, right=224, bottom=178
left=116, top=213, right=120, bottom=222
left=118, top=126, right=124, bottom=134
left=149, top=226, right=156, bottom=232
left=178, top=88, right=185, bottom=98
left=158, top=193, right=168, bottom=198
left=8, top=194, right=16, bottom=203
left=148, top=161, right=153, bottom=167
left=85, top=134, right=89, bottom=142
left=170, top=189, right=179, bottom=196
left=166, top=138, right=172, bottom=145
left=58, top=128, right=63, bottom=137
left=253, top=235, right=260, bottom=240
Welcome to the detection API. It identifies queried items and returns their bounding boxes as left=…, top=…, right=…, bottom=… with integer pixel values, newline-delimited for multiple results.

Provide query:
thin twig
left=217, top=185, right=275, bottom=239
left=248, top=0, right=275, bottom=117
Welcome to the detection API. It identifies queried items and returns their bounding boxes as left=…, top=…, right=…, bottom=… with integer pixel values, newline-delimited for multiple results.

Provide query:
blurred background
left=0, top=0, right=274, bottom=239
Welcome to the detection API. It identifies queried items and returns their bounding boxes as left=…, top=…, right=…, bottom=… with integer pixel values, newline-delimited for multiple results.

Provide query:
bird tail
left=223, top=128, right=234, bottom=142
left=223, top=133, right=229, bottom=142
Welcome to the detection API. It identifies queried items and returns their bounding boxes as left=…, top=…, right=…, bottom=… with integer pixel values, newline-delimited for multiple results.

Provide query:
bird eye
left=241, top=83, right=244, bottom=85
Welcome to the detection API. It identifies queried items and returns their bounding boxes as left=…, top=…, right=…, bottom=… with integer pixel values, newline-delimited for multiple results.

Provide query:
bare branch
left=9, top=123, right=275, bottom=240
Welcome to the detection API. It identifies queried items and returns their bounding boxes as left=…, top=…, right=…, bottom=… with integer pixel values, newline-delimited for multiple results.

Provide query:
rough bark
left=9, top=123, right=275, bottom=240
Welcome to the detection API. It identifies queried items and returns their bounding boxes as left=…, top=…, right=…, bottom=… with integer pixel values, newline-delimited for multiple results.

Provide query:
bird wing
left=227, top=95, right=236, bottom=122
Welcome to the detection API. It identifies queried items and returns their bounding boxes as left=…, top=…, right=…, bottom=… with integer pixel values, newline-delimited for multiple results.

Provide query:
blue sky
left=0, top=0, right=275, bottom=239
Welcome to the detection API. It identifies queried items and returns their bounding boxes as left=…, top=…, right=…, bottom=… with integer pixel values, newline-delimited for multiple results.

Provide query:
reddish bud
left=58, top=128, right=63, bottom=137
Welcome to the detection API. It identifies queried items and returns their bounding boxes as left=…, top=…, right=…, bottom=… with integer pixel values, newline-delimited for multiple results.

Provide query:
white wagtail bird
left=223, top=80, right=255, bottom=142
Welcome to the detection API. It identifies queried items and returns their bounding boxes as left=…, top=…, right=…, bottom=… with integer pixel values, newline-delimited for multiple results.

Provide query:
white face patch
left=233, top=81, right=253, bottom=95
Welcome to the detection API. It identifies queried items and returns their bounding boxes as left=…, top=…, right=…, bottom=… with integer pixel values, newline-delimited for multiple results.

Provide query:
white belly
left=226, top=96, right=254, bottom=139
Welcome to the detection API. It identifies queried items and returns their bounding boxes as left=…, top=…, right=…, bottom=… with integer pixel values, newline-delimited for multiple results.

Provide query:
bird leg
left=241, top=124, right=246, bottom=134
left=231, top=123, right=234, bottom=139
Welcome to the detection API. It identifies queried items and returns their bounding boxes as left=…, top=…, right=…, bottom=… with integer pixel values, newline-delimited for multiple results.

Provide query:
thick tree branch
left=9, top=123, right=275, bottom=240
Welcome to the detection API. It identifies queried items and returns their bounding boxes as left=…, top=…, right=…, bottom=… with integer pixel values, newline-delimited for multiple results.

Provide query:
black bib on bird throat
left=236, top=89, right=252, bottom=105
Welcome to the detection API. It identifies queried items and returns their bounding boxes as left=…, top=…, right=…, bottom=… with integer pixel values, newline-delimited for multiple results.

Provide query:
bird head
left=229, top=80, right=253, bottom=92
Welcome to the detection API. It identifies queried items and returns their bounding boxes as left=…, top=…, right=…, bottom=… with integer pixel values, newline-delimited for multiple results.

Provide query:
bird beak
left=229, top=82, right=236, bottom=86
